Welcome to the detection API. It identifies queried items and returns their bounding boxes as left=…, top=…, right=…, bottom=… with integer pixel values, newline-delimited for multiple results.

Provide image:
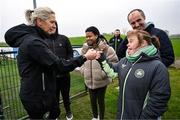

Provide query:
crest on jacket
left=134, top=69, right=145, bottom=78
left=121, top=64, right=126, bottom=69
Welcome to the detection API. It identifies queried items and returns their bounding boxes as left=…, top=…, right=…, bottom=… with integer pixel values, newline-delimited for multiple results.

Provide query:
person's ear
left=95, top=35, right=98, bottom=39
left=141, top=40, right=148, bottom=47
left=36, top=18, right=42, bottom=27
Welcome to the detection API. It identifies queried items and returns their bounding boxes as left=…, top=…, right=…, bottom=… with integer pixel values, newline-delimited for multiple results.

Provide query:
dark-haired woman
left=80, top=26, right=118, bottom=120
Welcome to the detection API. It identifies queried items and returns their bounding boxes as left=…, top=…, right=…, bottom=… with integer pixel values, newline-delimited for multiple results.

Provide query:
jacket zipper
left=90, top=60, right=93, bottom=88
left=143, top=92, right=149, bottom=109
left=120, top=56, right=142, bottom=119
left=52, top=39, right=56, bottom=54
left=120, top=67, right=132, bottom=120
left=115, top=38, right=117, bottom=51
left=42, top=73, right=45, bottom=91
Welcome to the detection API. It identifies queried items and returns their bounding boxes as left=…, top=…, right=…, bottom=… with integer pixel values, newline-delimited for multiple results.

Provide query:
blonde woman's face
left=37, top=14, right=56, bottom=35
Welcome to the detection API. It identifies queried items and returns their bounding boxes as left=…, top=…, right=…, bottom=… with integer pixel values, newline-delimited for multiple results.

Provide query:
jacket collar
left=145, top=22, right=155, bottom=32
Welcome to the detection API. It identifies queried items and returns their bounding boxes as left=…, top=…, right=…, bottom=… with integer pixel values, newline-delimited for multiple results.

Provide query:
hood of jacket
left=145, top=22, right=155, bottom=32
left=137, top=52, right=161, bottom=63
left=50, top=22, right=59, bottom=39
left=4, top=24, right=50, bottom=47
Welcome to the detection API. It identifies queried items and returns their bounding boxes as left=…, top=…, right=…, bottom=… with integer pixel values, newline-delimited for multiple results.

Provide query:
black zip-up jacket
left=4, top=24, right=85, bottom=103
left=48, top=23, right=73, bottom=60
left=47, top=24, right=73, bottom=77
left=48, top=34, right=73, bottom=60
left=117, top=22, right=175, bottom=67
left=109, top=35, right=123, bottom=52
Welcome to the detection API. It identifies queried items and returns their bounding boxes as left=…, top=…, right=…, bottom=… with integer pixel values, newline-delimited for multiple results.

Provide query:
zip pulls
left=143, top=91, right=149, bottom=109
left=90, top=60, right=93, bottom=89
left=52, top=39, right=56, bottom=54
left=120, top=67, right=132, bottom=120
left=42, top=73, right=45, bottom=91
left=120, top=56, right=142, bottom=120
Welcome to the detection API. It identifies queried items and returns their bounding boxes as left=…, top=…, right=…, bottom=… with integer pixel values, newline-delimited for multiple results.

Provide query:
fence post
left=0, top=94, right=5, bottom=120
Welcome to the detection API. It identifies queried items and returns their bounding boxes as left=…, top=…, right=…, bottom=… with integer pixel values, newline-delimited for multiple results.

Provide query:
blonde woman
left=5, top=7, right=97, bottom=119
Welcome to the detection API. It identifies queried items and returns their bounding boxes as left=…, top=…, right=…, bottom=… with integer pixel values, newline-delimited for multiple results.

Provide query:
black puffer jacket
left=4, top=24, right=85, bottom=104
left=117, top=22, right=175, bottom=67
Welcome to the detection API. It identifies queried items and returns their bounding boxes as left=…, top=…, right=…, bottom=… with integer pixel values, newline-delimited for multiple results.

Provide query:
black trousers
left=56, top=73, right=71, bottom=113
left=89, top=86, right=107, bottom=120
left=21, top=98, right=60, bottom=119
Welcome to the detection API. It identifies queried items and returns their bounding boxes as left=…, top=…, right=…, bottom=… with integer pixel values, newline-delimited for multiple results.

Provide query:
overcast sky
left=0, top=0, right=180, bottom=42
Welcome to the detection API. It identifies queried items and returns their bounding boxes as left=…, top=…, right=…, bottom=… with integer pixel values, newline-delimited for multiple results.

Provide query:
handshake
left=83, top=49, right=103, bottom=61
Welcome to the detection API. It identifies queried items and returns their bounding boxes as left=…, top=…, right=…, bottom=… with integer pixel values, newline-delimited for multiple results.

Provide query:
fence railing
left=0, top=50, right=86, bottom=119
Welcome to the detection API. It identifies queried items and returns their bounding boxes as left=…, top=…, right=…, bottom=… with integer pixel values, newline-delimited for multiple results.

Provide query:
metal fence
left=0, top=50, right=86, bottom=119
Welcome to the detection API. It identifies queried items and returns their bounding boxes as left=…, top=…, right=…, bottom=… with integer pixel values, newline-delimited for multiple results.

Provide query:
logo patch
left=134, top=69, right=145, bottom=78
left=59, top=43, right=62, bottom=47
left=121, top=64, right=126, bottom=68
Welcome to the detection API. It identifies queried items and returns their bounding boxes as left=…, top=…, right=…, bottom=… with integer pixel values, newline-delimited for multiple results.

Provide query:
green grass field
left=171, top=38, right=180, bottom=57
left=163, top=68, right=180, bottom=119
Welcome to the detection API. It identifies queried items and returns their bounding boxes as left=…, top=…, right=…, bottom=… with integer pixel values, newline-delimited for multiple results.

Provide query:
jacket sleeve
left=108, top=37, right=114, bottom=47
left=157, top=30, right=175, bottom=67
left=117, top=37, right=128, bottom=60
left=101, top=60, right=118, bottom=79
left=79, top=44, right=88, bottom=75
left=28, top=39, right=85, bottom=73
left=106, top=46, right=119, bottom=63
left=140, top=63, right=171, bottom=118
left=79, top=64, right=85, bottom=75
left=54, top=56, right=86, bottom=74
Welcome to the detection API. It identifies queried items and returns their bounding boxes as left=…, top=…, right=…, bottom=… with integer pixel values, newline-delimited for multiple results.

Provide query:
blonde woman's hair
left=127, top=30, right=160, bottom=48
left=25, top=7, right=55, bottom=26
